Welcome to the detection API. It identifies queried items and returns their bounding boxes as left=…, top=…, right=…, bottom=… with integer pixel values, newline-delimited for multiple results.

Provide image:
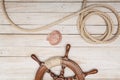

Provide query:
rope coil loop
left=1, top=0, right=120, bottom=44
left=78, top=4, right=120, bottom=44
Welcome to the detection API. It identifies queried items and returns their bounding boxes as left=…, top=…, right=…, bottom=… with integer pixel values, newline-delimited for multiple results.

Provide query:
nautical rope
left=1, top=0, right=120, bottom=43
left=44, top=56, right=62, bottom=69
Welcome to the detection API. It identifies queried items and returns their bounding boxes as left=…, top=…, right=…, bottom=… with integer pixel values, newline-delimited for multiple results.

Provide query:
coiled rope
left=1, top=0, right=120, bottom=43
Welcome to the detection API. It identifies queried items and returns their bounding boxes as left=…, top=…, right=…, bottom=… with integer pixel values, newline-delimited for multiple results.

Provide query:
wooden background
left=0, top=0, right=120, bottom=80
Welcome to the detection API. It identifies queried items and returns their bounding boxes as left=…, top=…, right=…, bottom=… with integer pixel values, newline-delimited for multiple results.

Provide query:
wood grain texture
left=0, top=0, right=120, bottom=80
left=0, top=35, right=120, bottom=47
left=1, top=0, right=120, bottom=2
left=0, top=13, right=118, bottom=25
left=0, top=25, right=118, bottom=34
left=0, top=2, right=120, bottom=12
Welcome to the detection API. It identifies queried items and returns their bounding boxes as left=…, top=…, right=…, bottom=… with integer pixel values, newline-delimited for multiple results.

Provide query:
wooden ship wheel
left=31, top=44, right=98, bottom=80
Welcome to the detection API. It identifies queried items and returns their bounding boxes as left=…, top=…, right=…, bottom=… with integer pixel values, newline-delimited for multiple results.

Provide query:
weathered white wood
left=0, top=47, right=120, bottom=79
left=0, top=46, right=120, bottom=57
left=0, top=35, right=120, bottom=47
left=1, top=0, right=120, bottom=2
left=0, top=13, right=118, bottom=25
left=0, top=25, right=117, bottom=34
left=0, top=3, right=120, bottom=13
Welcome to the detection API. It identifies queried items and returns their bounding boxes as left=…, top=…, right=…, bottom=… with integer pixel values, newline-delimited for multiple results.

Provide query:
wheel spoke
left=47, top=69, right=58, bottom=79
left=31, top=54, right=44, bottom=66
left=59, top=65, right=66, bottom=77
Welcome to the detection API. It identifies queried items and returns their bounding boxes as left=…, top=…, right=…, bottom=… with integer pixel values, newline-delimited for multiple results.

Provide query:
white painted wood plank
left=1, top=0, right=120, bottom=2
left=0, top=3, right=120, bottom=13
left=0, top=35, right=120, bottom=47
left=0, top=46, right=120, bottom=57
left=0, top=3, right=83, bottom=13
left=0, top=13, right=118, bottom=25
left=0, top=47, right=120, bottom=79
left=0, top=25, right=117, bottom=34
